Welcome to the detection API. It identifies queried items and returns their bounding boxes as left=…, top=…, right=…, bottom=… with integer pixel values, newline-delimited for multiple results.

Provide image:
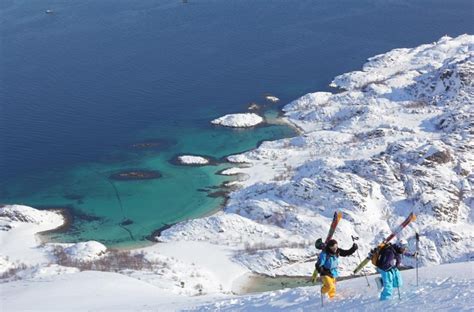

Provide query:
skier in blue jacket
left=315, top=239, right=358, bottom=299
left=374, top=239, right=417, bottom=300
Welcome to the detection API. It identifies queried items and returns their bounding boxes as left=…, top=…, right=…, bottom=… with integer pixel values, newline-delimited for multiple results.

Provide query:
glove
left=352, top=243, right=358, bottom=251
left=311, top=269, right=318, bottom=284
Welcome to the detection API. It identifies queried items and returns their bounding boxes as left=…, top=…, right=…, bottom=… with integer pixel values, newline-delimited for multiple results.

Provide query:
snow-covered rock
left=63, top=241, right=107, bottom=262
left=0, top=204, right=63, bottom=226
left=218, top=167, right=242, bottom=176
left=211, top=113, right=264, bottom=128
left=265, top=95, right=280, bottom=102
left=177, top=155, right=210, bottom=165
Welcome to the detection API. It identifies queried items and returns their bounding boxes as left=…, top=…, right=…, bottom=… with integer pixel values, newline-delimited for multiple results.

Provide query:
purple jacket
left=376, top=244, right=405, bottom=271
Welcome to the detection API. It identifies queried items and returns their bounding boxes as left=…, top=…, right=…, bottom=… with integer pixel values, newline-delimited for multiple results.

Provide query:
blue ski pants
left=377, top=267, right=403, bottom=300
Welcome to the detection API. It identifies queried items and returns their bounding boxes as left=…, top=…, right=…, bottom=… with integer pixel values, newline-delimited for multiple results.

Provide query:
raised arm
left=339, top=243, right=358, bottom=257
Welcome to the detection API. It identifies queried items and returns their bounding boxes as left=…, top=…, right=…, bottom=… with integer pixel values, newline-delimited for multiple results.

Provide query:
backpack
left=315, top=238, right=325, bottom=250
left=371, top=243, right=391, bottom=266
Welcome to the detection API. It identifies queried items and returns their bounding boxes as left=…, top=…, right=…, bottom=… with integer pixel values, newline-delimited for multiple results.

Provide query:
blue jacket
left=316, top=244, right=357, bottom=278
left=316, top=251, right=339, bottom=277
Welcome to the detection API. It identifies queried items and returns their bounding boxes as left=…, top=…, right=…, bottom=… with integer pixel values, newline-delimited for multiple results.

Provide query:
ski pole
left=320, top=287, right=324, bottom=307
left=397, top=285, right=401, bottom=300
left=351, top=235, right=370, bottom=287
left=416, top=232, right=420, bottom=287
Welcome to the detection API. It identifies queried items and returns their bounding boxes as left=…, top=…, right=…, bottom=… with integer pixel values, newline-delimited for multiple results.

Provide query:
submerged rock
left=120, top=219, right=134, bottom=226
left=129, top=138, right=176, bottom=150
left=109, top=170, right=162, bottom=181
left=248, top=103, right=261, bottom=111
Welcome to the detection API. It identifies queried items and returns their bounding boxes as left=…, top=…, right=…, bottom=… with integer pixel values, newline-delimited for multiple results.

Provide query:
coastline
left=33, top=106, right=298, bottom=250
left=145, top=115, right=296, bottom=245
left=37, top=208, right=72, bottom=242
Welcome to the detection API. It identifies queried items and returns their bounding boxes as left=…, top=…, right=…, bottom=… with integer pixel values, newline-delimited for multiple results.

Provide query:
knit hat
left=327, top=239, right=338, bottom=247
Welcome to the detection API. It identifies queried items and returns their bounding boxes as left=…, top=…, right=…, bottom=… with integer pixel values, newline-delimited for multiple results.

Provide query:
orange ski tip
left=337, top=211, right=343, bottom=219
left=411, top=213, right=417, bottom=221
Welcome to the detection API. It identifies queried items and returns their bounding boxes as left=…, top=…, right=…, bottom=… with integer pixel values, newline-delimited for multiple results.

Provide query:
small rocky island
left=177, top=155, right=210, bottom=165
left=265, top=95, right=280, bottom=102
left=171, top=155, right=218, bottom=166
left=211, top=113, right=264, bottom=128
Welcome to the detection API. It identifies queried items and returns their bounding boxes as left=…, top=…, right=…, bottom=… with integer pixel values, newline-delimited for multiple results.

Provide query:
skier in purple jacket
left=374, top=239, right=417, bottom=300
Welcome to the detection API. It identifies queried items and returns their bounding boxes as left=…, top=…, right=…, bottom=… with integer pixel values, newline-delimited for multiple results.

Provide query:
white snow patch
left=265, top=95, right=280, bottom=102
left=63, top=241, right=107, bottom=262
left=177, top=155, right=210, bottom=165
left=211, top=113, right=264, bottom=128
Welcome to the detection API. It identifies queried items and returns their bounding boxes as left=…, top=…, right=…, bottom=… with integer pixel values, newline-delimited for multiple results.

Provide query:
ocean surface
left=1, top=0, right=472, bottom=246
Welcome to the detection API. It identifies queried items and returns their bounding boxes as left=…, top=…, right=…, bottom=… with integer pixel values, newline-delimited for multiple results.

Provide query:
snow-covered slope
left=162, top=34, right=474, bottom=277
left=0, top=204, right=250, bottom=297
left=1, top=261, right=472, bottom=311
left=0, top=204, right=64, bottom=272
left=188, top=262, right=474, bottom=311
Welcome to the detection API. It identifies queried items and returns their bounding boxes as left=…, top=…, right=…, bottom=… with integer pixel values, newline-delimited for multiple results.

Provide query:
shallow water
left=1, top=0, right=472, bottom=246
left=3, top=116, right=295, bottom=246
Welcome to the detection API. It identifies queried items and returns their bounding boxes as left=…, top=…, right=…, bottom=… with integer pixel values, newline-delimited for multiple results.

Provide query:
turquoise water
left=3, top=113, right=295, bottom=246
left=1, top=0, right=472, bottom=246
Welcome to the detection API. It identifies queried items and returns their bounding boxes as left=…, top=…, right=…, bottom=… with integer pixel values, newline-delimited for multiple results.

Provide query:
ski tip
left=337, top=211, right=343, bottom=219
left=410, top=213, right=417, bottom=221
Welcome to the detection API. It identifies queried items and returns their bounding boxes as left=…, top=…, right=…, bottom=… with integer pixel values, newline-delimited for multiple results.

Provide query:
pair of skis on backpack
left=311, top=211, right=343, bottom=282
left=312, top=211, right=416, bottom=282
